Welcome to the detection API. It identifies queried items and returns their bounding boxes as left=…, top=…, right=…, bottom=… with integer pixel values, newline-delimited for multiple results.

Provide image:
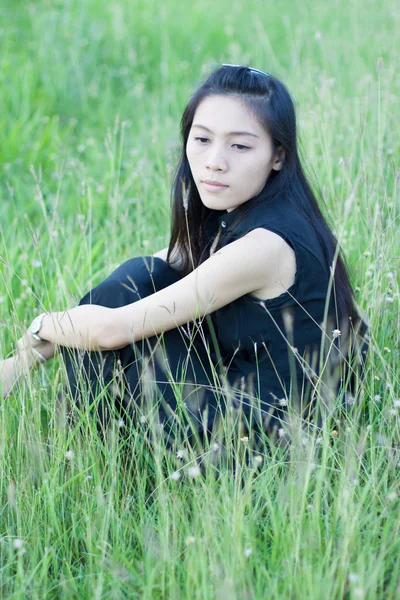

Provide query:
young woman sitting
left=1, top=64, right=369, bottom=447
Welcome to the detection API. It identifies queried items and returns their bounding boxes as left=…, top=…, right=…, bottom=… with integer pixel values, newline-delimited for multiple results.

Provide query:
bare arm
left=32, top=228, right=291, bottom=351
left=0, top=341, right=55, bottom=398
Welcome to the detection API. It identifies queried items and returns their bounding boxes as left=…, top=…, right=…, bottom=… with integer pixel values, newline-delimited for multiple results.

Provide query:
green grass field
left=0, top=0, right=399, bottom=597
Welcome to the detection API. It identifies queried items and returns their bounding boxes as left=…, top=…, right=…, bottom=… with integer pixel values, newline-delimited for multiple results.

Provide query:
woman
left=1, top=65, right=368, bottom=445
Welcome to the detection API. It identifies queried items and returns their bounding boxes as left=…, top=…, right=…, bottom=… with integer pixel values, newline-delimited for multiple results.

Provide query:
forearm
left=0, top=351, right=37, bottom=398
left=39, top=305, right=111, bottom=351
left=103, top=291, right=205, bottom=350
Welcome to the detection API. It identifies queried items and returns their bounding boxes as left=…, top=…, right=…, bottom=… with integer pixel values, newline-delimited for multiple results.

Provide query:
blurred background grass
left=0, top=0, right=399, bottom=597
left=0, top=0, right=398, bottom=306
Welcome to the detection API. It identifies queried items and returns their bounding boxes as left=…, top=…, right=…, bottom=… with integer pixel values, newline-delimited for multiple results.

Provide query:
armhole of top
left=246, top=225, right=301, bottom=306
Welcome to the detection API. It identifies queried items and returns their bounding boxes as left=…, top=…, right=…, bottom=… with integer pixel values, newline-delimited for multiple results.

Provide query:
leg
left=59, top=256, right=221, bottom=441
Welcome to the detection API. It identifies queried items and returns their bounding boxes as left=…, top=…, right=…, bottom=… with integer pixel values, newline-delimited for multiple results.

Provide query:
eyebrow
left=192, top=124, right=260, bottom=139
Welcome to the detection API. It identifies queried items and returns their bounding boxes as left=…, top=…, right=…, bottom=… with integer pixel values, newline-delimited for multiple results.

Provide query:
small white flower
left=13, top=539, right=24, bottom=550
left=31, top=260, right=42, bottom=268
left=278, top=428, right=286, bottom=438
left=212, top=442, right=219, bottom=451
left=385, top=296, right=394, bottom=303
left=86, top=475, right=93, bottom=481
left=240, top=436, right=249, bottom=443
left=65, top=450, right=74, bottom=461
left=315, top=436, right=323, bottom=445
left=244, top=547, right=253, bottom=558
left=187, top=466, right=201, bottom=478
left=386, top=382, right=392, bottom=390
left=374, top=395, right=382, bottom=402
left=387, top=491, right=397, bottom=502
left=278, top=398, right=288, bottom=407
left=393, top=400, right=400, bottom=408
left=170, top=470, right=181, bottom=481
left=139, top=415, right=147, bottom=424
left=332, top=329, right=341, bottom=339
left=348, top=573, right=360, bottom=584
left=117, top=419, right=125, bottom=428
left=253, top=455, right=263, bottom=465
left=185, top=536, right=196, bottom=545
left=306, top=503, right=313, bottom=511
left=176, top=449, right=185, bottom=459
left=353, top=588, right=365, bottom=598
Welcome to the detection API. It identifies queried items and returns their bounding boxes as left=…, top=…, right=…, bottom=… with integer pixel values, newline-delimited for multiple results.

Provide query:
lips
left=202, top=180, right=229, bottom=188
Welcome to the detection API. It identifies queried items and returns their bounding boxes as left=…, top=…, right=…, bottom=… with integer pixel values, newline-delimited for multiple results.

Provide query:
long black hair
left=167, top=65, right=366, bottom=339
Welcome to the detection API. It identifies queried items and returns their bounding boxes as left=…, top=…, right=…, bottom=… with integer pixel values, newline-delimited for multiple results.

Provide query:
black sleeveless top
left=202, top=195, right=337, bottom=413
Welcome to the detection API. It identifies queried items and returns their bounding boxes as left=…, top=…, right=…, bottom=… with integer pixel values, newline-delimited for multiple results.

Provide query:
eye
left=193, top=137, right=250, bottom=151
left=232, top=144, right=250, bottom=151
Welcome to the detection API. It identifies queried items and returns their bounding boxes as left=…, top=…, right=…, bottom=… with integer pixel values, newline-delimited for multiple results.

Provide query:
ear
left=272, top=146, right=285, bottom=171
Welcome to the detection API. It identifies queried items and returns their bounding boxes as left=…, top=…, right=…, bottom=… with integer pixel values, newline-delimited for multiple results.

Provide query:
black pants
left=59, top=256, right=234, bottom=445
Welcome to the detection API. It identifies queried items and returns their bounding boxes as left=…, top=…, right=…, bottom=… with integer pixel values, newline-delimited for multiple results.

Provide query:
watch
left=29, top=312, right=48, bottom=342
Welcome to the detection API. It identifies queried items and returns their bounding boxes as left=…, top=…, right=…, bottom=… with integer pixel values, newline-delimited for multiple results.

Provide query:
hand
left=0, top=341, right=56, bottom=398
left=16, top=331, right=56, bottom=363
left=16, top=329, right=43, bottom=353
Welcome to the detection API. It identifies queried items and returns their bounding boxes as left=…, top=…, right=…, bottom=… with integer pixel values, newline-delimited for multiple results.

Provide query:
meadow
left=0, top=0, right=399, bottom=597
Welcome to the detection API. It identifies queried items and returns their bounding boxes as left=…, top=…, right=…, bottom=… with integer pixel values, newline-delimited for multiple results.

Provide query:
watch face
left=30, top=315, right=41, bottom=334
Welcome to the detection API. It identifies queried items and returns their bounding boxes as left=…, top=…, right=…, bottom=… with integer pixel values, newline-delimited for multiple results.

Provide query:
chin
left=199, top=196, right=231, bottom=211
left=203, top=201, right=230, bottom=212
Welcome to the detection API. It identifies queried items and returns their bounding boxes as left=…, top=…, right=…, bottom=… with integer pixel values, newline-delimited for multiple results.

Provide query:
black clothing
left=202, top=195, right=338, bottom=418
left=60, top=195, right=355, bottom=443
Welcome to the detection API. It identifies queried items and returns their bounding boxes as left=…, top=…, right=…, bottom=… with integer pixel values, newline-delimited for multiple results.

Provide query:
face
left=186, top=95, right=283, bottom=212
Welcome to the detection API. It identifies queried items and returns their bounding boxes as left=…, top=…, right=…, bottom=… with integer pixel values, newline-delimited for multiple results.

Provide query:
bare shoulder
left=236, top=228, right=297, bottom=300
left=244, top=227, right=293, bottom=252
left=216, top=227, right=295, bottom=262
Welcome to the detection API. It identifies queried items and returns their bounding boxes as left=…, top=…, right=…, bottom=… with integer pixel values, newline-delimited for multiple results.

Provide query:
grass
left=0, top=0, right=399, bottom=597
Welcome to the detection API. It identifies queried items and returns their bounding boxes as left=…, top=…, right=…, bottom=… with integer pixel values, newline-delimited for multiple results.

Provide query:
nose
left=205, top=145, right=228, bottom=172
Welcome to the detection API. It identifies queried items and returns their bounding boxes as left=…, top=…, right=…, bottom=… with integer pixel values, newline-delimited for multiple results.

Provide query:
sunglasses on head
left=222, top=63, right=270, bottom=77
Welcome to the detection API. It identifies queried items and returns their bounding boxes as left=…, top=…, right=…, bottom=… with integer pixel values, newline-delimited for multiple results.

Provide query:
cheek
left=186, top=148, right=195, bottom=173
left=250, top=156, right=272, bottom=179
left=240, top=159, right=267, bottom=180
left=186, top=142, right=199, bottom=167
left=239, top=163, right=270, bottom=192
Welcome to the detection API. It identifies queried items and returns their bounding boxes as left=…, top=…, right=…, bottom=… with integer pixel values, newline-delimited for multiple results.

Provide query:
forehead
left=192, top=95, right=266, bottom=137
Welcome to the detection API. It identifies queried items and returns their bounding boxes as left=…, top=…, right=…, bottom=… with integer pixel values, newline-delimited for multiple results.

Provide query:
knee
left=79, top=279, right=136, bottom=308
left=78, top=255, right=182, bottom=309
left=110, top=255, right=182, bottom=298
